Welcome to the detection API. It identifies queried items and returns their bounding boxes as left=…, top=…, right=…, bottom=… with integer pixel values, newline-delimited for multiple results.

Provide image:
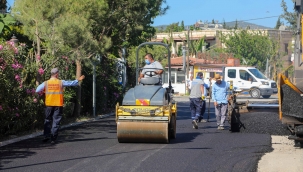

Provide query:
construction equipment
left=115, top=42, right=177, bottom=143
left=278, top=74, right=303, bottom=146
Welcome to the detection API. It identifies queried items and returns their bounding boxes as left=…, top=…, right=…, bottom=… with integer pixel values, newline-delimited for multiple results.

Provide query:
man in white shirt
left=138, top=53, right=163, bottom=84
left=187, top=75, right=193, bottom=94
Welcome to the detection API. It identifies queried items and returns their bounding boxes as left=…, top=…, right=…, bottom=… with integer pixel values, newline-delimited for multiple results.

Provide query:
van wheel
left=262, top=95, right=271, bottom=98
left=250, top=88, right=260, bottom=98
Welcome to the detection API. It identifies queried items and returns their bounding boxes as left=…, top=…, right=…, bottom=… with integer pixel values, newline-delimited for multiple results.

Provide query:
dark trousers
left=44, top=106, right=63, bottom=141
left=190, top=98, right=203, bottom=120
left=199, top=100, right=206, bottom=120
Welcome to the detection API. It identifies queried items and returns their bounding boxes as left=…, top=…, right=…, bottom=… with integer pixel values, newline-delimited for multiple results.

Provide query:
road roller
left=278, top=74, right=303, bottom=147
left=115, top=42, right=177, bottom=143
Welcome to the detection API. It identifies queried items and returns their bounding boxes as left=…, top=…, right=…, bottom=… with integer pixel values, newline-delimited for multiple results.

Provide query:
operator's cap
left=214, top=73, right=221, bottom=79
left=51, top=68, right=59, bottom=75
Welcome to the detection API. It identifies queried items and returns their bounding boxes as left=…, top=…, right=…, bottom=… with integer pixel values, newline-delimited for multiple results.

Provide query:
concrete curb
left=0, top=112, right=115, bottom=147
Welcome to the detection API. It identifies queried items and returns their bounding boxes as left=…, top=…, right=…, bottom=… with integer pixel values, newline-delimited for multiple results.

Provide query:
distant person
left=212, top=74, right=229, bottom=130
left=187, top=75, right=193, bottom=94
left=36, top=68, right=85, bottom=144
left=189, top=72, right=205, bottom=129
left=138, top=53, right=163, bottom=84
left=199, top=76, right=210, bottom=122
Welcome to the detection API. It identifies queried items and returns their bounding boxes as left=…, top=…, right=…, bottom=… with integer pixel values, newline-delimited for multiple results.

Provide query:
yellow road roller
left=116, top=42, right=177, bottom=143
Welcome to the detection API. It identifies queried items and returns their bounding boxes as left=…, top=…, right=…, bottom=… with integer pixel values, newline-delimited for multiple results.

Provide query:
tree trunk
left=35, top=24, right=42, bottom=86
left=74, top=59, right=82, bottom=117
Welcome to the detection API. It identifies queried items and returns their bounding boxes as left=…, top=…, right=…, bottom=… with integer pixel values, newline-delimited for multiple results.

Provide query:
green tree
left=281, top=0, right=296, bottom=30
left=0, top=0, right=6, bottom=11
left=234, top=20, right=238, bottom=29
left=219, top=29, right=277, bottom=71
left=222, top=19, right=227, bottom=29
left=180, top=20, right=185, bottom=31
left=275, top=17, right=282, bottom=29
left=212, top=19, right=215, bottom=24
left=0, top=14, right=15, bottom=34
left=12, top=0, right=168, bottom=116
left=165, top=22, right=181, bottom=32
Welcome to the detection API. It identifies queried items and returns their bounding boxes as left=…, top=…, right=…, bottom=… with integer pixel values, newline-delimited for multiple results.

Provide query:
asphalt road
left=0, top=95, right=276, bottom=172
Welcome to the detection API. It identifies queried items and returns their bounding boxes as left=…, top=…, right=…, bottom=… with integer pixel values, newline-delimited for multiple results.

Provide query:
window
left=239, top=70, right=253, bottom=81
left=248, top=68, right=267, bottom=79
left=227, top=69, right=236, bottom=78
left=163, top=71, right=176, bottom=84
left=177, top=70, right=185, bottom=83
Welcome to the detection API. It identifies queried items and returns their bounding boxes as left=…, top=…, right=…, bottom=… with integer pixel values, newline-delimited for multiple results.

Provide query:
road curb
left=0, top=112, right=115, bottom=147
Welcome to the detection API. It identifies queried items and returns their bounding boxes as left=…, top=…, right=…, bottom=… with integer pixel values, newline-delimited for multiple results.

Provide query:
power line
left=224, top=15, right=281, bottom=24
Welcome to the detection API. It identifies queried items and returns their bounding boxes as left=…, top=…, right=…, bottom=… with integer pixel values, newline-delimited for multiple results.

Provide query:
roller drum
left=295, top=125, right=303, bottom=136
left=117, top=121, right=169, bottom=143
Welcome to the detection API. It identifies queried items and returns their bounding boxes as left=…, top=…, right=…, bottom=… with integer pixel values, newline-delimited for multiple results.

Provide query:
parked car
left=223, top=66, right=277, bottom=98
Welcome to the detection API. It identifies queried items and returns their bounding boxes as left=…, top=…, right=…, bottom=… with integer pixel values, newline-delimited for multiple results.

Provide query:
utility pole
left=186, top=29, right=191, bottom=95
left=293, top=0, right=303, bottom=91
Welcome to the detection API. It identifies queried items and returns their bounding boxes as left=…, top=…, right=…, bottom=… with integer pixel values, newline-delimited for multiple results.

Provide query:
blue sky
left=6, top=0, right=294, bottom=28
left=153, top=0, right=294, bottom=28
left=7, top=0, right=14, bottom=9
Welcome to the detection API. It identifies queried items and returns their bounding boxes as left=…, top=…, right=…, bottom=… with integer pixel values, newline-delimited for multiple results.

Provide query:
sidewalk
left=0, top=112, right=114, bottom=147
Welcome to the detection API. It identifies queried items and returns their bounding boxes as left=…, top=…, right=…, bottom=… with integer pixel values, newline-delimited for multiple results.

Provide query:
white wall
left=162, top=83, right=186, bottom=94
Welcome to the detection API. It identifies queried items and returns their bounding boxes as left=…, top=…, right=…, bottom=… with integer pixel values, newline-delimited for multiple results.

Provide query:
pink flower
left=0, top=105, right=2, bottom=110
left=15, top=113, right=20, bottom=117
left=104, top=86, right=106, bottom=90
left=12, top=63, right=22, bottom=70
left=38, top=68, right=44, bottom=75
left=0, top=45, right=3, bottom=50
left=38, top=91, right=44, bottom=96
left=14, top=47, right=18, bottom=54
left=36, top=55, right=41, bottom=61
left=65, top=66, right=68, bottom=70
left=8, top=41, right=14, bottom=46
left=33, top=98, right=37, bottom=103
left=15, top=74, right=21, bottom=82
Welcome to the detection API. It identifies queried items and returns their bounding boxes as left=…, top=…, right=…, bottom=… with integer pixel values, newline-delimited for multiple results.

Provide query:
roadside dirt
left=258, top=135, right=303, bottom=172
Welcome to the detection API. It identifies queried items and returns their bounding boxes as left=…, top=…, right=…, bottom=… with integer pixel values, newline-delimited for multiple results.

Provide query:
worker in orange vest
left=36, top=68, right=85, bottom=144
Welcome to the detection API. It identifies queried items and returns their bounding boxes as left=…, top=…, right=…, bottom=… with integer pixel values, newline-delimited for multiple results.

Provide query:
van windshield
left=248, top=69, right=267, bottom=79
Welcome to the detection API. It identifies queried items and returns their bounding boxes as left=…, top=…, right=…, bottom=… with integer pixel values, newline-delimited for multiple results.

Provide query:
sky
left=153, top=0, right=295, bottom=28
left=6, top=0, right=294, bottom=28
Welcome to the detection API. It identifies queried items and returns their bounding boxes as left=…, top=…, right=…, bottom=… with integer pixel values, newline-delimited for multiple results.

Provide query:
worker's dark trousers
left=199, top=100, right=206, bottom=119
left=190, top=98, right=203, bottom=120
left=44, top=106, right=63, bottom=141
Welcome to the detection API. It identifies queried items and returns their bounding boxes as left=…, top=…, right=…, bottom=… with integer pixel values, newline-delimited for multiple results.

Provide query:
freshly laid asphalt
left=0, top=95, right=288, bottom=172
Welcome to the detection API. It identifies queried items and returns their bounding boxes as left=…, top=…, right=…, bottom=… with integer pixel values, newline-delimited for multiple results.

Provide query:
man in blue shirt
left=212, top=74, right=229, bottom=130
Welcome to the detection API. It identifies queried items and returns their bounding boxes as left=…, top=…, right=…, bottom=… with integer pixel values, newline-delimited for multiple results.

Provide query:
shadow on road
left=0, top=118, right=117, bottom=169
left=170, top=132, right=201, bottom=144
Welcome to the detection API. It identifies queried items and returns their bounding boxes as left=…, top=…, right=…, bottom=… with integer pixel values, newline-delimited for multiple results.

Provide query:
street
left=0, top=95, right=281, bottom=172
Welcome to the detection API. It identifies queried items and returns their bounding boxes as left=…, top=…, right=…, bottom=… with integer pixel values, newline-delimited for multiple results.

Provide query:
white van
left=223, top=66, right=277, bottom=98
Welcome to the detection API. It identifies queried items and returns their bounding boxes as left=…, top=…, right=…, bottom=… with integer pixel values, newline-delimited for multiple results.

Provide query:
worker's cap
left=51, top=68, right=59, bottom=75
left=214, top=73, right=221, bottom=79
left=197, top=72, right=203, bottom=77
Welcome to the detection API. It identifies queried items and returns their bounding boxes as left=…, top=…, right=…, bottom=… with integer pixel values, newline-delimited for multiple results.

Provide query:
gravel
left=281, top=84, right=303, bottom=119
left=239, top=112, right=291, bottom=135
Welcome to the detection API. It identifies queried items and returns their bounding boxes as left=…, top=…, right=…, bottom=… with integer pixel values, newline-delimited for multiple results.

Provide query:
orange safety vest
left=45, top=78, right=63, bottom=106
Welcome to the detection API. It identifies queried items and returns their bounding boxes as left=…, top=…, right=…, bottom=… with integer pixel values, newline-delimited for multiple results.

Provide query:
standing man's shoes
left=192, top=120, right=198, bottom=129
left=42, top=137, right=50, bottom=142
